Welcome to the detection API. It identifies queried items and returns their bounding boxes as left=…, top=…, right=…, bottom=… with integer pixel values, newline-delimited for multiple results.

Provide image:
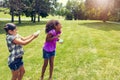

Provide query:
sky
left=57, top=0, right=68, bottom=6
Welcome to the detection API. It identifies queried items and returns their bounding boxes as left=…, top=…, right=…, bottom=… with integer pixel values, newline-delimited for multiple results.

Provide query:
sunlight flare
left=96, top=0, right=109, bottom=7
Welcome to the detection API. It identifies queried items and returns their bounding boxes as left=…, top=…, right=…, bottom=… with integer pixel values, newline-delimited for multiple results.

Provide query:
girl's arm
left=21, top=34, right=34, bottom=41
left=46, top=33, right=60, bottom=42
left=13, top=34, right=38, bottom=45
left=21, top=30, right=40, bottom=40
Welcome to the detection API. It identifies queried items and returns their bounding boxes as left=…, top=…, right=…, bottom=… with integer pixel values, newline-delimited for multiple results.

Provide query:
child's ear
left=55, top=26, right=57, bottom=29
left=8, top=30, right=12, bottom=34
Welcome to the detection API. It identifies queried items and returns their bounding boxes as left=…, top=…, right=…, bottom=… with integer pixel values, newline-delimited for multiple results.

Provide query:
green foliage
left=1, top=0, right=54, bottom=23
left=65, top=10, right=73, bottom=20
left=65, top=0, right=87, bottom=20
left=64, top=0, right=120, bottom=21
left=85, top=0, right=118, bottom=22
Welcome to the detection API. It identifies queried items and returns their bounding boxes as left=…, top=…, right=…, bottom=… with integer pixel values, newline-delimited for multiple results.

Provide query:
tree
left=65, top=0, right=75, bottom=20
left=54, top=3, right=66, bottom=17
left=113, top=0, right=120, bottom=21
left=16, top=0, right=25, bottom=24
left=37, top=0, right=51, bottom=22
left=3, top=0, right=57, bottom=23
left=6, top=0, right=25, bottom=23
left=65, top=0, right=86, bottom=20
left=85, top=0, right=114, bottom=22
left=23, top=0, right=51, bottom=23
left=49, top=0, right=57, bottom=16
left=22, top=0, right=34, bottom=22
left=9, top=0, right=15, bottom=22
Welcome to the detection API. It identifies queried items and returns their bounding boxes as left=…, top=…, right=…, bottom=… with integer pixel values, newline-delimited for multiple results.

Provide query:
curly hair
left=45, top=20, right=60, bottom=33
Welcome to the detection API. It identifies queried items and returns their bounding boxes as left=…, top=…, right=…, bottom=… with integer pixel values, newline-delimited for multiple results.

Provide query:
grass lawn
left=0, top=20, right=120, bottom=80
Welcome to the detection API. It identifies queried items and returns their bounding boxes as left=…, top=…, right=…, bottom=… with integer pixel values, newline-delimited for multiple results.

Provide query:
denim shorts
left=43, top=49, right=56, bottom=59
left=8, top=57, right=23, bottom=71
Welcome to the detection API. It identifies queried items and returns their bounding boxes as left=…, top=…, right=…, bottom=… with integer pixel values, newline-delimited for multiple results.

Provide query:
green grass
left=0, top=20, right=120, bottom=80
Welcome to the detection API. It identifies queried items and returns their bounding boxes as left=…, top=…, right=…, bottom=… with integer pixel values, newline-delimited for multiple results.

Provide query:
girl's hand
left=33, top=30, right=40, bottom=37
left=54, top=34, right=60, bottom=38
left=58, top=39, right=63, bottom=44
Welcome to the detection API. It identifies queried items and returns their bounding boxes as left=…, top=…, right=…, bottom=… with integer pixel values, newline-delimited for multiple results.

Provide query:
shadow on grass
left=79, top=21, right=120, bottom=31
left=0, top=20, right=47, bottom=34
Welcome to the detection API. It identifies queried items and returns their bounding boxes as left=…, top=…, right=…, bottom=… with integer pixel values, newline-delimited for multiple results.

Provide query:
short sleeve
left=49, top=29, right=56, bottom=36
left=16, top=34, right=22, bottom=39
left=7, top=35, right=16, bottom=42
left=57, top=31, right=61, bottom=34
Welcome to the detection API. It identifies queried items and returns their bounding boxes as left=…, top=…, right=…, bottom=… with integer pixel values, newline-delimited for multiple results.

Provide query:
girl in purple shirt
left=40, top=20, right=62, bottom=80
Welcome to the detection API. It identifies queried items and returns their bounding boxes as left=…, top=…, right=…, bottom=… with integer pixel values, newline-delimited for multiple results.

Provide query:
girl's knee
left=49, top=62, right=53, bottom=69
left=43, top=63, right=48, bottom=68
left=43, top=62, right=48, bottom=67
left=23, top=70, right=25, bottom=74
left=20, top=66, right=25, bottom=74
left=12, top=74, right=19, bottom=80
left=22, top=69, right=25, bottom=74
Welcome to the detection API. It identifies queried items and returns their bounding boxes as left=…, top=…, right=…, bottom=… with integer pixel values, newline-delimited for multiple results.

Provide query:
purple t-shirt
left=43, top=29, right=61, bottom=52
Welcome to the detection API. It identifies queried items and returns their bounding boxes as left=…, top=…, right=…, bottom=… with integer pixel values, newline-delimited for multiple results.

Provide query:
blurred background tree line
left=65, top=0, right=120, bottom=22
left=0, top=0, right=120, bottom=23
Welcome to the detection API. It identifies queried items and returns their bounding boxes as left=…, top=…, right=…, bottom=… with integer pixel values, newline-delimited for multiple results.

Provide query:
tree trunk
left=18, top=12, right=21, bottom=24
left=33, top=14, right=36, bottom=23
left=11, top=11, right=14, bottom=22
left=31, top=15, right=33, bottom=22
left=38, top=14, right=40, bottom=22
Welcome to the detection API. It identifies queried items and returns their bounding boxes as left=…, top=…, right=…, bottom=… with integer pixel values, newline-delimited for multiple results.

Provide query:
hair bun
left=4, top=23, right=16, bottom=33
